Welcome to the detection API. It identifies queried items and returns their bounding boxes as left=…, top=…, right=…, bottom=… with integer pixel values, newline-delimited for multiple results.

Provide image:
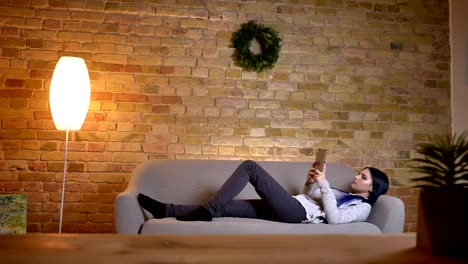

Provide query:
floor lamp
left=49, top=56, right=91, bottom=234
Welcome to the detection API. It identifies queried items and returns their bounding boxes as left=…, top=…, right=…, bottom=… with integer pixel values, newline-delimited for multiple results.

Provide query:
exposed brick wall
left=0, top=0, right=450, bottom=233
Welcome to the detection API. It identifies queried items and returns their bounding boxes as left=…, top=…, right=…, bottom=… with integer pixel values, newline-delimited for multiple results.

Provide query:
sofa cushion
left=141, top=217, right=381, bottom=234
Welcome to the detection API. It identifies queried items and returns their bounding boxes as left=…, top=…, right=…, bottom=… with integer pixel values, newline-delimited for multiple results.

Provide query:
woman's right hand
left=305, top=165, right=316, bottom=186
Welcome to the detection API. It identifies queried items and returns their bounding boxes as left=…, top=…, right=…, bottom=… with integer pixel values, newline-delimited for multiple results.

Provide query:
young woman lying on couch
left=137, top=160, right=389, bottom=224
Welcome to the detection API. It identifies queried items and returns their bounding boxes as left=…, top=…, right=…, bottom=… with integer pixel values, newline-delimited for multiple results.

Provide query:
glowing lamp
left=49, top=56, right=90, bottom=234
left=50, top=56, right=90, bottom=131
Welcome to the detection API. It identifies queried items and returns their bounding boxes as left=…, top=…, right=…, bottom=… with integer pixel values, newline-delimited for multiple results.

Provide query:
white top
left=293, top=180, right=372, bottom=224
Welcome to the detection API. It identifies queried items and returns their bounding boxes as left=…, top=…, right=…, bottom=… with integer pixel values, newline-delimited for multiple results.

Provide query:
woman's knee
left=240, top=160, right=258, bottom=168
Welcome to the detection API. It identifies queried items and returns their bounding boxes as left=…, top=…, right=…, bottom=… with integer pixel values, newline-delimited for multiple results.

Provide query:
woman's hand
left=305, top=163, right=327, bottom=185
left=305, top=169, right=315, bottom=186
left=313, top=163, right=327, bottom=183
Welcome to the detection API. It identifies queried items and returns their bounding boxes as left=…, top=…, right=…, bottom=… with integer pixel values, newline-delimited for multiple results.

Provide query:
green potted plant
left=410, top=131, right=468, bottom=258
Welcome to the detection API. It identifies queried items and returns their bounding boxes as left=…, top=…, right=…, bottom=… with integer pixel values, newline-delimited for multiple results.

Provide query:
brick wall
left=0, top=0, right=450, bottom=233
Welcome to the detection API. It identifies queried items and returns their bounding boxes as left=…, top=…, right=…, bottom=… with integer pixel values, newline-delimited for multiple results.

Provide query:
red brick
left=86, top=112, right=106, bottom=121
left=28, top=120, right=47, bottom=129
left=34, top=111, right=52, bottom=119
left=25, top=192, right=48, bottom=202
left=25, top=17, right=42, bottom=28
left=0, top=89, right=33, bottom=98
left=5, top=79, right=25, bottom=87
left=124, top=64, right=141, bottom=72
left=96, top=223, right=114, bottom=233
left=2, top=27, right=19, bottom=37
left=30, top=70, right=53, bottom=79
left=80, top=122, right=98, bottom=131
left=82, top=193, right=116, bottom=203
left=79, top=183, right=98, bottom=192
left=27, top=223, right=41, bottom=233
left=89, top=213, right=114, bottom=223
left=0, top=161, right=8, bottom=170
left=28, top=212, right=53, bottom=222
left=64, top=183, right=80, bottom=193
left=49, top=0, right=67, bottom=8
left=67, top=142, right=87, bottom=152
left=157, top=66, right=175, bottom=74
left=115, top=93, right=147, bottom=102
left=106, top=63, right=123, bottom=72
left=25, top=79, right=43, bottom=89
left=27, top=203, right=42, bottom=212
left=2, top=38, right=25, bottom=48
left=28, top=161, right=47, bottom=172
left=49, top=192, right=83, bottom=203
left=26, top=39, right=44, bottom=48
left=19, top=172, right=54, bottom=182
left=62, top=41, right=81, bottom=51
left=98, top=204, right=114, bottom=213
left=97, top=184, right=114, bottom=193
left=104, top=13, right=139, bottom=24
left=62, top=213, right=87, bottom=223
left=152, top=105, right=170, bottom=113
left=43, top=19, right=61, bottom=29
left=2, top=47, right=19, bottom=57
left=88, top=142, right=106, bottom=152
left=147, top=95, right=181, bottom=104
left=91, top=92, right=113, bottom=101
left=42, top=202, right=58, bottom=213
left=24, top=182, right=43, bottom=191
left=142, top=144, right=166, bottom=153
left=77, top=223, right=97, bottom=233
left=0, top=5, right=33, bottom=16
left=120, top=164, right=135, bottom=173
left=43, top=183, right=60, bottom=192
left=81, top=21, right=99, bottom=32
left=4, top=181, right=24, bottom=191
left=42, top=223, right=60, bottom=233
left=79, top=203, right=97, bottom=213
left=2, top=120, right=28, bottom=129
left=2, top=140, right=21, bottom=149
left=68, top=1, right=86, bottom=9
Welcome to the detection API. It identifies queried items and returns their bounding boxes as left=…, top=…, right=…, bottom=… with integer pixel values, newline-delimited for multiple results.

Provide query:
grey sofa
left=115, top=159, right=405, bottom=234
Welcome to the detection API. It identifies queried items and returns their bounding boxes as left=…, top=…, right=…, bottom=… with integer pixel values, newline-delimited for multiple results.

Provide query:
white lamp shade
left=49, top=56, right=91, bottom=131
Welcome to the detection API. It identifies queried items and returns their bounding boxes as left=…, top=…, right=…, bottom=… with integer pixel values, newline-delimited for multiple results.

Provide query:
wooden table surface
left=0, top=233, right=465, bottom=264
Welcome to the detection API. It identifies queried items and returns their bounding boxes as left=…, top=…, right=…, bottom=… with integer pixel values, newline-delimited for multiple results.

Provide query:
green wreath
left=231, top=21, right=281, bottom=72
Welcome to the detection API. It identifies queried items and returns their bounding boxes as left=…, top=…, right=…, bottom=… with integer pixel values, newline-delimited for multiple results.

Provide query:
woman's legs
left=138, top=195, right=270, bottom=220
left=138, top=194, right=213, bottom=221
left=201, top=160, right=306, bottom=223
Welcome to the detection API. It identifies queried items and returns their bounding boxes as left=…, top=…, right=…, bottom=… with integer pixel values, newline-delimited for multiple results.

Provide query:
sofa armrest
left=366, top=195, right=405, bottom=233
left=115, top=187, right=145, bottom=234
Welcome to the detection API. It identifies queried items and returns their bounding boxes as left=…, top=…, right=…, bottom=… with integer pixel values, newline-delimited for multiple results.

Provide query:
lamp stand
left=58, top=129, right=69, bottom=234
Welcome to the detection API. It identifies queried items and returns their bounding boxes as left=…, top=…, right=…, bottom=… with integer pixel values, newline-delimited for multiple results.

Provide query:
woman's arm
left=302, top=165, right=317, bottom=195
left=302, top=182, right=313, bottom=195
left=317, top=180, right=371, bottom=224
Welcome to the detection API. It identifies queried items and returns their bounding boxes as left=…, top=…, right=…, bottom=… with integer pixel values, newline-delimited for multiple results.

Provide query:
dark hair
left=364, top=167, right=390, bottom=205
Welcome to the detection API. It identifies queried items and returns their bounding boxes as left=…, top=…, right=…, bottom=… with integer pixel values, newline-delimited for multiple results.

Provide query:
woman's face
left=351, top=168, right=373, bottom=194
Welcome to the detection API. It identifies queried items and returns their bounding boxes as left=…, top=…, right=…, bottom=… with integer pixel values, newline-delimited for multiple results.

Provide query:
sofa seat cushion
left=140, top=217, right=381, bottom=234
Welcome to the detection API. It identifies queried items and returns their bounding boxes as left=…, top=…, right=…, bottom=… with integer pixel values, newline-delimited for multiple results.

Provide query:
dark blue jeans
left=168, top=160, right=306, bottom=223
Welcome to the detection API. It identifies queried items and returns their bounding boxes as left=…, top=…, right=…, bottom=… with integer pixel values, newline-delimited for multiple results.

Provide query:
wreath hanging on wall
left=231, top=21, right=281, bottom=72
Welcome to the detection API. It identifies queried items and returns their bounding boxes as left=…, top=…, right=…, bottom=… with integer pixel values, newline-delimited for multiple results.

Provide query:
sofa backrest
left=133, top=159, right=357, bottom=205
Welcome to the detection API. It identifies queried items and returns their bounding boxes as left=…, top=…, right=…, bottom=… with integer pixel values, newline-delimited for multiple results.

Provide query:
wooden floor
left=0, top=233, right=465, bottom=263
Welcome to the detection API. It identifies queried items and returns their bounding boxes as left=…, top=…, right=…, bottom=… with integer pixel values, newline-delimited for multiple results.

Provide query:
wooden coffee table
left=0, top=233, right=465, bottom=263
